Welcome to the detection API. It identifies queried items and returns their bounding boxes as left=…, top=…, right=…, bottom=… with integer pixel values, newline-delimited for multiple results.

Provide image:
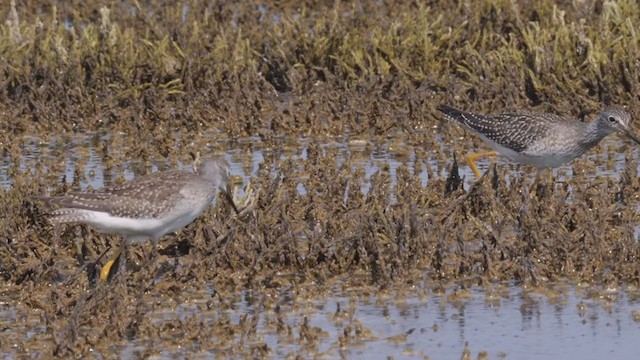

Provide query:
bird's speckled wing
left=438, top=105, right=566, bottom=153
left=35, top=170, right=196, bottom=219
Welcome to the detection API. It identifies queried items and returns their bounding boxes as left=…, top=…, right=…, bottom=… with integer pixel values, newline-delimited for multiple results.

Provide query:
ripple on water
left=105, top=286, right=640, bottom=358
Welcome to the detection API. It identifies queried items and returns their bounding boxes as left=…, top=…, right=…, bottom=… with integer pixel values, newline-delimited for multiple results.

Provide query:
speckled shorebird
left=438, top=104, right=640, bottom=179
left=33, top=157, right=237, bottom=280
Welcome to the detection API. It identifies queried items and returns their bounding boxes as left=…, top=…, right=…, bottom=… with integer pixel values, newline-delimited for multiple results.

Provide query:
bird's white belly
left=83, top=204, right=208, bottom=244
left=150, top=198, right=214, bottom=239
left=85, top=211, right=165, bottom=241
left=486, top=139, right=579, bottom=168
left=153, top=209, right=203, bottom=239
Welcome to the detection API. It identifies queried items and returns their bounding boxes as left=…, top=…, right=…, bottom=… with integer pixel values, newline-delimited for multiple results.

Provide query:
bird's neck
left=580, top=120, right=609, bottom=148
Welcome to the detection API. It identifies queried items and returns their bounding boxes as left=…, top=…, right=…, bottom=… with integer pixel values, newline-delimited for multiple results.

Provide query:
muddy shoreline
left=2, top=0, right=640, bottom=358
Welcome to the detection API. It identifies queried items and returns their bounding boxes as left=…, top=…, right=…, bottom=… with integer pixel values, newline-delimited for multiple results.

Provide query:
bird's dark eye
left=608, top=116, right=617, bottom=123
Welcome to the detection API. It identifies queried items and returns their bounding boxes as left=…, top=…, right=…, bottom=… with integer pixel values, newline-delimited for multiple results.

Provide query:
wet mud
left=2, top=0, right=640, bottom=358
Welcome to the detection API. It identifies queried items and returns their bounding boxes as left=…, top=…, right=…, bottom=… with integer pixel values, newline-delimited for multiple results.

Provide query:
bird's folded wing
left=32, top=182, right=187, bottom=218
left=440, top=106, right=564, bottom=153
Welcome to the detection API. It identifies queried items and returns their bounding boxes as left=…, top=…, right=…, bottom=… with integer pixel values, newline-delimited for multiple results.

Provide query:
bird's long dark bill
left=624, top=128, right=640, bottom=145
left=223, top=184, right=239, bottom=214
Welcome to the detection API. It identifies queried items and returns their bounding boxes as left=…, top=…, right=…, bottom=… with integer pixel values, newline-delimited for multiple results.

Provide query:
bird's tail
left=46, top=208, right=92, bottom=225
left=437, top=104, right=469, bottom=124
left=29, top=196, right=68, bottom=208
left=29, top=196, right=91, bottom=225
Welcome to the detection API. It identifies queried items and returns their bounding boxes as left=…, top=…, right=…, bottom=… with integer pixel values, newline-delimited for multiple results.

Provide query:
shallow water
left=1, top=131, right=637, bottom=191
left=246, top=285, right=640, bottom=359
left=3, top=284, right=639, bottom=359
left=178, top=286, right=638, bottom=359
left=2, top=133, right=640, bottom=358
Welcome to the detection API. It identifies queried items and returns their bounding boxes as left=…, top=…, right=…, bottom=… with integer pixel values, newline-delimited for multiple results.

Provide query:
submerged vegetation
left=2, top=0, right=640, bottom=357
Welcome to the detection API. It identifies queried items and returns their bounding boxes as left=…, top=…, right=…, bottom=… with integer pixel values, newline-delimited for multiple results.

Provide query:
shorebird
left=437, top=104, right=640, bottom=179
left=33, top=157, right=237, bottom=280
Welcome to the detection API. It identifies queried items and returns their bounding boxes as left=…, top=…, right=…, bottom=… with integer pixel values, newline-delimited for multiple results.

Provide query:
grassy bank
left=1, top=0, right=639, bottom=139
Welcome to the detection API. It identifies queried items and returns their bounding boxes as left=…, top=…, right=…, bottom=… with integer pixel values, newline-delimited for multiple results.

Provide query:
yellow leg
left=99, top=241, right=125, bottom=281
left=99, top=259, right=115, bottom=281
left=465, top=151, right=498, bottom=179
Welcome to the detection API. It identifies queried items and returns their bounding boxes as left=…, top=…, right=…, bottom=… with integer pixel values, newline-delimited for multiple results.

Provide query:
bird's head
left=598, top=105, right=640, bottom=144
left=198, top=158, right=238, bottom=213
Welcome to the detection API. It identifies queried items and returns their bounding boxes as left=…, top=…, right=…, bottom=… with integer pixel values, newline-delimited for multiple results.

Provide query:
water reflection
left=112, top=286, right=640, bottom=358
left=1, top=132, right=636, bottom=193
